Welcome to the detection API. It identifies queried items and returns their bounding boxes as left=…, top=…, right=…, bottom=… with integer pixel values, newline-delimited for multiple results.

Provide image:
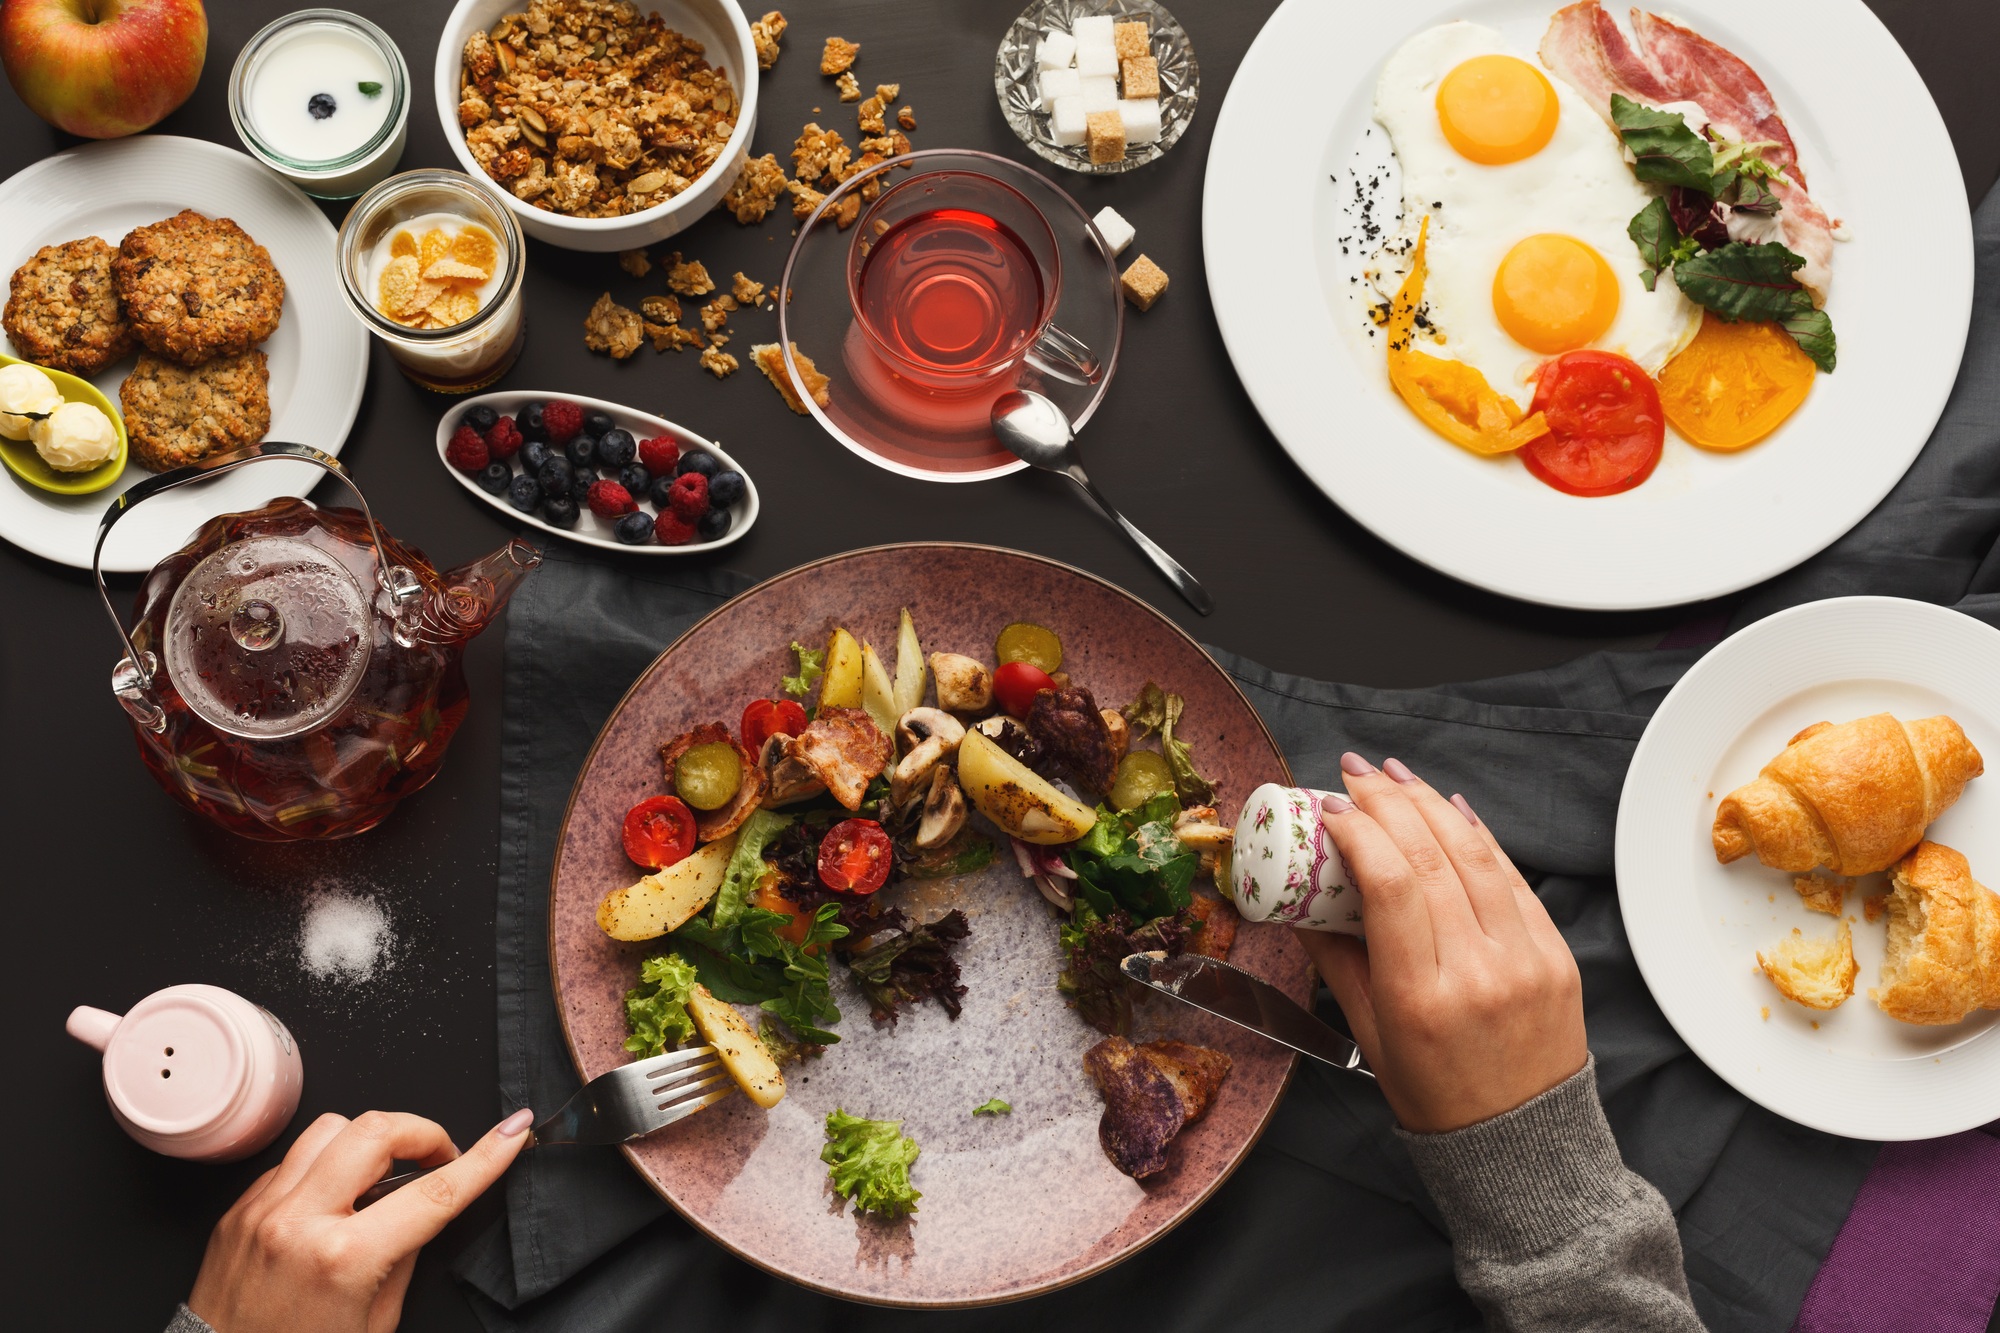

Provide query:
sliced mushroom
left=891, top=734, right=953, bottom=809
left=759, top=733, right=826, bottom=806
left=897, top=706, right=965, bottom=753
left=1174, top=804, right=1234, bottom=876
left=974, top=714, right=1012, bottom=739
left=929, top=652, right=993, bottom=712
left=914, top=766, right=969, bottom=848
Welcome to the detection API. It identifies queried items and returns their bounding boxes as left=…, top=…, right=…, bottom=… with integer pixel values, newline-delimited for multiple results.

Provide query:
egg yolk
left=1492, top=234, right=1621, bottom=354
left=1435, top=55, right=1560, bottom=165
left=1656, top=314, right=1815, bottom=451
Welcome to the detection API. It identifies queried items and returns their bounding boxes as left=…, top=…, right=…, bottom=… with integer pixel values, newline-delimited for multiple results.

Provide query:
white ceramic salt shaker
left=1226, top=782, right=1364, bottom=934
left=67, top=984, right=304, bottom=1162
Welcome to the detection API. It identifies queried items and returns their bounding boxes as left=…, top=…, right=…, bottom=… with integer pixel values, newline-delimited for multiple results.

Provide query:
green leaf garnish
left=358, top=80, right=383, bottom=96
left=1609, top=94, right=1718, bottom=193
left=822, top=1109, right=921, bottom=1216
left=622, top=952, right=698, bottom=1057
left=973, top=1098, right=1012, bottom=1116
left=1672, top=242, right=1837, bottom=372
left=782, top=640, right=824, bottom=697
left=1627, top=197, right=1700, bottom=292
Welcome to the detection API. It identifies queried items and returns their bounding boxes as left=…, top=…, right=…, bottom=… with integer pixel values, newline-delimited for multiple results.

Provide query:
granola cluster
left=457, top=0, right=741, bottom=219
left=584, top=252, right=768, bottom=377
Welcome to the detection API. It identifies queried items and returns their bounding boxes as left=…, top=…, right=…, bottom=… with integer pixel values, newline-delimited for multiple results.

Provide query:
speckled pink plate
left=549, top=544, right=1309, bottom=1307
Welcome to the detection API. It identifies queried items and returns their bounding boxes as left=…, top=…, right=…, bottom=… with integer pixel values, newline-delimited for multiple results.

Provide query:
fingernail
left=1340, top=752, right=1376, bottom=777
left=1383, top=757, right=1418, bottom=784
left=1322, top=792, right=1354, bottom=815
left=496, top=1108, right=535, bottom=1137
left=1450, top=794, right=1479, bottom=826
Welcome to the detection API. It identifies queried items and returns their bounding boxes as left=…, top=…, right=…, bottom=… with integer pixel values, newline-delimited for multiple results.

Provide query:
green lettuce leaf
left=742, top=902, right=848, bottom=1045
left=622, top=952, right=698, bottom=1057
left=782, top=641, right=824, bottom=698
left=711, top=808, right=795, bottom=928
left=972, top=1098, right=1012, bottom=1116
left=1609, top=94, right=1718, bottom=193
left=1672, top=243, right=1837, bottom=372
left=822, top=1108, right=922, bottom=1216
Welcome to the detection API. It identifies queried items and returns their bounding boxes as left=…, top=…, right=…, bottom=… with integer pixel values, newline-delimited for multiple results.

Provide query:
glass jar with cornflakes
left=337, top=170, right=525, bottom=392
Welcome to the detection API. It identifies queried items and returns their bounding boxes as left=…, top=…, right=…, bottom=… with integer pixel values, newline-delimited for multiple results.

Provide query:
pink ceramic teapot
left=96, top=442, right=539, bottom=840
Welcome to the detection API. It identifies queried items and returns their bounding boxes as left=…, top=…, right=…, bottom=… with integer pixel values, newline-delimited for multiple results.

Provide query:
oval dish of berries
left=434, top=390, right=759, bottom=554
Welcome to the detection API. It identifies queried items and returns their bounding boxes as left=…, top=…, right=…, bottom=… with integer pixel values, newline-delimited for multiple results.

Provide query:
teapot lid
left=161, top=534, right=373, bottom=739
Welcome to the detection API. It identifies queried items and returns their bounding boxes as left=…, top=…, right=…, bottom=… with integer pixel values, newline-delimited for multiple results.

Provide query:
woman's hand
left=1297, top=754, right=1587, bottom=1134
left=186, top=1107, right=533, bottom=1333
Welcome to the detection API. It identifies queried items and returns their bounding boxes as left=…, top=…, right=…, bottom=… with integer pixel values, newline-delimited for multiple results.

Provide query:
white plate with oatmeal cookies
left=0, top=135, right=366, bottom=572
left=1617, top=597, right=2000, bottom=1140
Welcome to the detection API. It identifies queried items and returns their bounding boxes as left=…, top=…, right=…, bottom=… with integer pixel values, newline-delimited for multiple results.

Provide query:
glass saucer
left=994, top=0, right=1199, bottom=175
left=775, top=149, right=1124, bottom=482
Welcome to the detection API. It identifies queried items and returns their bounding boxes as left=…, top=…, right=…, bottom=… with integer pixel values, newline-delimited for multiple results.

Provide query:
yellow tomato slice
left=1656, top=314, right=1815, bottom=452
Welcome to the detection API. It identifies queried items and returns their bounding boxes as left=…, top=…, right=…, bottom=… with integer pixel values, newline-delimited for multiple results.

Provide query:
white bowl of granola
left=437, top=0, right=760, bottom=252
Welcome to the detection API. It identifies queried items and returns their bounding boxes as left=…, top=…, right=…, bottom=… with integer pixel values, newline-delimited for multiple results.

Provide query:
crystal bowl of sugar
left=994, top=0, right=1199, bottom=174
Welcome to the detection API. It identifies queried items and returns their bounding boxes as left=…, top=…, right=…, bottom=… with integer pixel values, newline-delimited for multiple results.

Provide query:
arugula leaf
left=822, top=1109, right=921, bottom=1216
left=711, top=809, right=794, bottom=928
left=622, top=952, right=698, bottom=1056
left=1627, top=197, right=1700, bottom=291
left=782, top=641, right=824, bottom=697
left=973, top=1098, right=1012, bottom=1116
left=1609, top=95, right=1718, bottom=193
left=1673, top=243, right=1837, bottom=372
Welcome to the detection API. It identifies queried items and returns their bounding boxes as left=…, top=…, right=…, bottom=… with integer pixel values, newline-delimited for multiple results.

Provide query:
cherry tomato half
left=817, top=818, right=894, bottom=894
left=1519, top=350, right=1665, bottom=498
left=993, top=660, right=1055, bottom=718
left=742, top=697, right=809, bottom=752
left=622, top=795, right=698, bottom=869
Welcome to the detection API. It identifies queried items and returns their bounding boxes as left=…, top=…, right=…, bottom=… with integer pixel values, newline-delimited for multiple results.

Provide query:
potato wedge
left=892, top=608, right=926, bottom=716
left=688, top=984, right=785, bottom=1108
left=860, top=641, right=899, bottom=739
left=957, top=727, right=1098, bottom=844
left=596, top=835, right=736, bottom=941
left=821, top=627, right=864, bottom=708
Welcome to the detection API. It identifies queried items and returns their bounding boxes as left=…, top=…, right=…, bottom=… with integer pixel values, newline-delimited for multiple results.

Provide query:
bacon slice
left=1628, top=11, right=1801, bottom=184
left=791, top=706, right=893, bottom=810
left=1538, top=1, right=1671, bottom=111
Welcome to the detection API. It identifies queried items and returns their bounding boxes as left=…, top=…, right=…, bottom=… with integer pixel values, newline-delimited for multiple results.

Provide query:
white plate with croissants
left=1618, top=596, right=2000, bottom=1140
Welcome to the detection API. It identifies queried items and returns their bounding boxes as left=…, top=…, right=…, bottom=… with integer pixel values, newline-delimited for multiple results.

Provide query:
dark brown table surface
left=5, top=2, right=1991, bottom=1327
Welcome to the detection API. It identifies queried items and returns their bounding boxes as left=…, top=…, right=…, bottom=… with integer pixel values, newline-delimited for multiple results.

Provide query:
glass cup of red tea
left=845, top=167, right=1100, bottom=393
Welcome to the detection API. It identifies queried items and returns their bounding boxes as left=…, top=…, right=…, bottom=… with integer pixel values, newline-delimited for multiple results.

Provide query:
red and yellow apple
left=1, top=0, right=206, bottom=139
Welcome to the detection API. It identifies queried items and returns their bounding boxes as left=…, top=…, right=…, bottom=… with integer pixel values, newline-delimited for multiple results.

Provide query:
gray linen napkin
left=456, top=183, right=2000, bottom=1331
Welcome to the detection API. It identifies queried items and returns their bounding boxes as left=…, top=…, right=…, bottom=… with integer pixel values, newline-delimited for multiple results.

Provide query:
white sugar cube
left=1092, top=206, right=1135, bottom=256
left=1035, top=30, right=1076, bottom=70
left=1118, top=98, right=1162, bottom=145
left=1079, top=74, right=1119, bottom=114
left=1076, top=39, right=1119, bottom=77
left=1050, top=96, right=1087, bottom=146
left=1072, top=16, right=1114, bottom=45
left=1039, top=67, right=1081, bottom=112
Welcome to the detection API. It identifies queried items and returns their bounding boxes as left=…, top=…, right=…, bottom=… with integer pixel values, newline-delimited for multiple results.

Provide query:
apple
left=1, top=0, right=206, bottom=139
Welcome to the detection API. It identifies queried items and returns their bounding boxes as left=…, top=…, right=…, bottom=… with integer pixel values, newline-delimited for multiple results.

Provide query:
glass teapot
left=95, top=442, right=540, bottom=841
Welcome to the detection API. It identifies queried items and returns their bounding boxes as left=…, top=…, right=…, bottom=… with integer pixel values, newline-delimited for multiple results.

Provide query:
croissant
left=1711, top=714, right=1982, bottom=876
left=1873, top=842, right=2000, bottom=1025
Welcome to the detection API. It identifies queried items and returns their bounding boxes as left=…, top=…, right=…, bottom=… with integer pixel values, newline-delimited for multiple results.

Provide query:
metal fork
left=354, top=1044, right=728, bottom=1208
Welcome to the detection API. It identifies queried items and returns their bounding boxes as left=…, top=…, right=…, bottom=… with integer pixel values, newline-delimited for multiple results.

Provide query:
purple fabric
left=1793, top=1131, right=2000, bottom=1332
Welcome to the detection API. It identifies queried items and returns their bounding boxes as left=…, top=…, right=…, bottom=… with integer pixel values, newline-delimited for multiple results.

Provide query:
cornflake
left=665, top=254, right=716, bottom=297
left=720, top=153, right=787, bottom=224
left=699, top=345, right=740, bottom=378
left=751, top=341, right=830, bottom=413
left=820, top=36, right=859, bottom=75
left=375, top=224, right=496, bottom=330
left=584, top=292, right=644, bottom=358
left=750, top=10, right=787, bottom=69
left=836, top=72, right=861, bottom=102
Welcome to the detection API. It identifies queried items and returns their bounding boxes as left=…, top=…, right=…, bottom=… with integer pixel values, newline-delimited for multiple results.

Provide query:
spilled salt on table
left=300, top=889, right=393, bottom=984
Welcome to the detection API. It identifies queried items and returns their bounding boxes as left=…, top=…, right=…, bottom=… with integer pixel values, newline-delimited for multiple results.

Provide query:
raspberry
left=542, top=400, right=584, bottom=445
left=485, top=415, right=524, bottom=459
left=586, top=479, right=636, bottom=520
left=637, top=435, right=680, bottom=476
left=445, top=424, right=489, bottom=472
left=653, top=510, right=698, bottom=545
left=666, top=472, right=709, bottom=521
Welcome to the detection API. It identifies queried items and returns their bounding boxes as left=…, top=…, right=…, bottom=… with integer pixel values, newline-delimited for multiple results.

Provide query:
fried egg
left=1373, top=22, right=1699, bottom=409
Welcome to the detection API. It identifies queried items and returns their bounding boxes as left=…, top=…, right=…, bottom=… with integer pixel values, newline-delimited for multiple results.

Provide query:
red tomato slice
left=817, top=818, right=894, bottom=894
left=1520, top=350, right=1665, bottom=498
left=742, top=697, right=809, bottom=752
left=621, top=795, right=698, bottom=869
left=993, top=660, right=1055, bottom=719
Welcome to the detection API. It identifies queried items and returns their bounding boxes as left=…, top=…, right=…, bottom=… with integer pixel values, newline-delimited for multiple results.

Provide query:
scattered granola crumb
left=890, top=130, right=912, bottom=156
left=1120, top=254, right=1169, bottom=311
left=857, top=96, right=885, bottom=135
left=835, top=71, right=861, bottom=102
left=820, top=36, right=859, bottom=76
left=616, top=248, right=651, bottom=278
left=655, top=323, right=704, bottom=352
left=731, top=272, right=765, bottom=306
left=791, top=122, right=850, bottom=186
left=751, top=341, right=830, bottom=413
left=665, top=254, right=715, bottom=297
left=699, top=296, right=736, bottom=333
left=640, top=293, right=681, bottom=325
left=834, top=194, right=861, bottom=230
left=897, top=105, right=916, bottom=131
left=750, top=10, right=787, bottom=69
left=788, top=179, right=826, bottom=218
left=699, top=345, right=739, bottom=378
left=874, top=82, right=900, bottom=103
left=720, top=153, right=787, bottom=223
left=584, top=292, right=643, bottom=359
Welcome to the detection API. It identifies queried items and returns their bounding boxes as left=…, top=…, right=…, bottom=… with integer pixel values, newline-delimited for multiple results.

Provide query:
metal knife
left=1120, top=951, right=1372, bottom=1077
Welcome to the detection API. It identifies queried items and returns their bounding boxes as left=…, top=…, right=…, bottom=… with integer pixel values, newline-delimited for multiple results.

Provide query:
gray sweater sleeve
left=166, top=1303, right=214, bottom=1333
left=1397, top=1057, right=1707, bottom=1332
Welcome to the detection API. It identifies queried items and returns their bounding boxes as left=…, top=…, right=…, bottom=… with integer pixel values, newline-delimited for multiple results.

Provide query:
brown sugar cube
left=1120, top=254, right=1168, bottom=311
left=1120, top=55, right=1159, bottom=100
left=1085, top=110, right=1125, bottom=165
left=820, top=36, right=859, bottom=75
left=1113, top=20, right=1150, bottom=61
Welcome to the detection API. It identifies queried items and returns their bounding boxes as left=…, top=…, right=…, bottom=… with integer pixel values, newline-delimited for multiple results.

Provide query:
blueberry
left=569, top=468, right=595, bottom=502
left=584, top=410, right=616, bottom=438
left=537, top=457, right=574, bottom=496
left=517, top=401, right=548, bottom=441
left=614, top=511, right=654, bottom=545
left=307, top=92, right=337, bottom=120
left=707, top=470, right=745, bottom=509
left=542, top=494, right=580, bottom=529
left=463, top=404, right=498, bottom=434
left=519, top=439, right=552, bottom=473
left=648, top=474, right=677, bottom=509
left=675, top=451, right=719, bottom=479
left=697, top=508, right=733, bottom=543
left=506, top=474, right=542, bottom=513
left=596, top=427, right=635, bottom=467
left=565, top=434, right=597, bottom=469
left=476, top=461, right=511, bottom=494
left=617, top=462, right=650, bottom=495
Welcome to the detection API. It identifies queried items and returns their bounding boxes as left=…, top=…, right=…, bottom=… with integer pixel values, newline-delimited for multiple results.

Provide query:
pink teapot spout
left=414, top=538, right=542, bottom=647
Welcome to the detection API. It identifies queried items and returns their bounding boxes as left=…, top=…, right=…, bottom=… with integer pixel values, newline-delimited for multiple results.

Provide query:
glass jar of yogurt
left=337, top=170, right=527, bottom=393
left=229, top=9, right=409, bottom=199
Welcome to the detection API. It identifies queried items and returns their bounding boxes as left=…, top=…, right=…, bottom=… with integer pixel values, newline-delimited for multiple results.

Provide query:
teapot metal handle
left=94, top=442, right=421, bottom=721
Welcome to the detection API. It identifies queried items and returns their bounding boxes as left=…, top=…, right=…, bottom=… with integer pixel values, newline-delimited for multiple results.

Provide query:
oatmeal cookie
left=4, top=237, right=134, bottom=375
left=114, top=211, right=285, bottom=366
left=120, top=350, right=271, bottom=471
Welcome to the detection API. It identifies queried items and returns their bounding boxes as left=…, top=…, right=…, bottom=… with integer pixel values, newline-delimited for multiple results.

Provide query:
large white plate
left=1205, top=0, right=1971, bottom=610
left=1617, top=597, right=2000, bottom=1140
left=0, top=136, right=367, bottom=572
